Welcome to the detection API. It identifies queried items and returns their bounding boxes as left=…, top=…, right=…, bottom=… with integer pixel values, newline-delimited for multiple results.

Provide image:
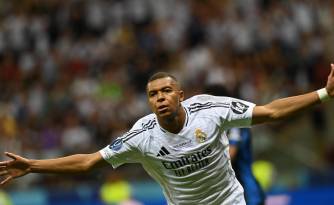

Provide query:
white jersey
left=100, top=94, right=255, bottom=205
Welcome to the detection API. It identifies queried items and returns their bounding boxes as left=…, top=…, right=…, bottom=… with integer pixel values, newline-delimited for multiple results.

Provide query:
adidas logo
left=157, top=146, right=170, bottom=157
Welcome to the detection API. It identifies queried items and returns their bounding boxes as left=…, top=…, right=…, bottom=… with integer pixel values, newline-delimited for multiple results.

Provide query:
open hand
left=0, top=152, right=31, bottom=186
left=326, top=64, right=334, bottom=98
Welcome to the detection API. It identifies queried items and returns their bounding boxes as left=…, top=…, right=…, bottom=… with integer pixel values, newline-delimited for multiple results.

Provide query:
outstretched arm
left=0, top=151, right=108, bottom=186
left=252, top=64, right=334, bottom=125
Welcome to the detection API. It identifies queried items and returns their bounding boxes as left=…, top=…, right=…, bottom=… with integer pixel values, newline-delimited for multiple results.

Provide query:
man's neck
left=158, top=106, right=186, bottom=134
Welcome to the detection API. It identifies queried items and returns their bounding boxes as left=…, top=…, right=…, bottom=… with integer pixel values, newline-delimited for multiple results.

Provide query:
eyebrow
left=148, top=85, right=173, bottom=93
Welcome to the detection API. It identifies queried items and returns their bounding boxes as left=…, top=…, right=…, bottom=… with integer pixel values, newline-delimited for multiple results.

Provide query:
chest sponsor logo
left=161, top=146, right=212, bottom=177
left=195, top=128, right=207, bottom=143
left=231, top=101, right=249, bottom=114
left=109, top=138, right=123, bottom=151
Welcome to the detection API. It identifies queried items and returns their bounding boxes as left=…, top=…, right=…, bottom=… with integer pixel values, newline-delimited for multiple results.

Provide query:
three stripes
left=188, top=102, right=229, bottom=114
left=122, top=119, right=157, bottom=142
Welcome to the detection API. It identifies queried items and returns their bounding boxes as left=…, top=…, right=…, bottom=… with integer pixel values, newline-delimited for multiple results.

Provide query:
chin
left=157, top=112, right=170, bottom=118
left=158, top=112, right=176, bottom=120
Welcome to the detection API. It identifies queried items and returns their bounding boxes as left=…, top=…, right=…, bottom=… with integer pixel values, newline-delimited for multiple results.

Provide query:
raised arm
left=252, top=64, right=334, bottom=125
left=0, top=151, right=108, bottom=186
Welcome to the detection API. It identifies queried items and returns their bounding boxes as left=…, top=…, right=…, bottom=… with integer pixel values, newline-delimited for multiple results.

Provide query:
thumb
left=5, top=152, right=18, bottom=160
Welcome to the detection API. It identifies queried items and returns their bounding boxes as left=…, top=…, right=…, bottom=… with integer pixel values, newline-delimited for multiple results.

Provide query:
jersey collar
left=158, top=106, right=189, bottom=134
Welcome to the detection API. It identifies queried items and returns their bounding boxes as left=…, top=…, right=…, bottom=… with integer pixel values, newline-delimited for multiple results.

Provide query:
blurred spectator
left=61, top=109, right=93, bottom=154
left=0, top=190, right=12, bottom=205
left=100, top=171, right=143, bottom=205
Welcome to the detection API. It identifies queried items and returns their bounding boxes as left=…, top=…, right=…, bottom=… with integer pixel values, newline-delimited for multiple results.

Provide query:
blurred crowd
left=0, top=0, right=334, bottom=190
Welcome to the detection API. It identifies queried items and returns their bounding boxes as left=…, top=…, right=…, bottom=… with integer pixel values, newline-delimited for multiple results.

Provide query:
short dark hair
left=148, top=72, right=178, bottom=83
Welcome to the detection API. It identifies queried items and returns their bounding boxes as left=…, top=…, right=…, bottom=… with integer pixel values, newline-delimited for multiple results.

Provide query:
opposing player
left=228, top=128, right=265, bottom=205
left=204, top=84, right=265, bottom=205
left=1, top=64, right=333, bottom=205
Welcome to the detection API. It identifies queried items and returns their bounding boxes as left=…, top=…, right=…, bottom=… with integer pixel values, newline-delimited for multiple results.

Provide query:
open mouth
left=158, top=105, right=168, bottom=113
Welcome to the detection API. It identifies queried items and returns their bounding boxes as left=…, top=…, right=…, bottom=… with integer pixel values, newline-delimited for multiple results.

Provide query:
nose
left=157, top=91, right=165, bottom=102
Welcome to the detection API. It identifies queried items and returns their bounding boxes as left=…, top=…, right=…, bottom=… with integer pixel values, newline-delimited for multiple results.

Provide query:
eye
left=163, top=88, right=173, bottom=93
left=149, top=92, right=157, bottom=97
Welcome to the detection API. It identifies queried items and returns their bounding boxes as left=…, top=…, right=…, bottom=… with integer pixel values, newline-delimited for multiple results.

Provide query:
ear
left=179, top=90, right=184, bottom=102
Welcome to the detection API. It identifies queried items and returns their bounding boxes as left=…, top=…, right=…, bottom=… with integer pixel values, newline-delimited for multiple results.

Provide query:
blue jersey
left=229, top=128, right=265, bottom=205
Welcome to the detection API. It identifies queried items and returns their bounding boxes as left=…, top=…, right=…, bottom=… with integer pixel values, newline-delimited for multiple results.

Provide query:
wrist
left=317, top=88, right=331, bottom=102
left=27, top=159, right=35, bottom=173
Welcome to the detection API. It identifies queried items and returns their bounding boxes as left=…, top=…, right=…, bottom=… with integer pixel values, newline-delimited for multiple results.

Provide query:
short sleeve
left=99, top=121, right=144, bottom=168
left=185, top=95, right=255, bottom=129
left=99, top=140, right=139, bottom=168
left=223, top=98, right=255, bottom=129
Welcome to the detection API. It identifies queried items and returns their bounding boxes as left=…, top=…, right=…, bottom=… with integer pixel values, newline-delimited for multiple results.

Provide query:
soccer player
left=204, top=84, right=265, bottom=205
left=228, top=128, right=265, bottom=205
left=1, top=64, right=334, bottom=205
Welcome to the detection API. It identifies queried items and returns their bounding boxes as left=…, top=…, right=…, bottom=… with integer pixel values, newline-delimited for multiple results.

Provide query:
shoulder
left=121, top=114, right=157, bottom=143
left=132, top=113, right=157, bottom=130
left=182, top=94, right=231, bottom=114
left=183, top=94, right=231, bottom=105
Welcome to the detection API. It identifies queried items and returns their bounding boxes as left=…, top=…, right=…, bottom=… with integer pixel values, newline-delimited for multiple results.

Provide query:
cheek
left=172, top=97, right=181, bottom=107
left=148, top=100, right=156, bottom=109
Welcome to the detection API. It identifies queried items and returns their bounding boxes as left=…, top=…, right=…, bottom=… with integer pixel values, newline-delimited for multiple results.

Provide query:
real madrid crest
left=195, top=128, right=207, bottom=143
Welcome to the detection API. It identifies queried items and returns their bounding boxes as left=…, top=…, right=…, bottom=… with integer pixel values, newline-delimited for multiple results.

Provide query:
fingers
left=0, top=152, right=18, bottom=168
left=0, top=169, right=10, bottom=186
left=0, top=176, right=13, bottom=186
left=0, top=166, right=7, bottom=173
left=0, top=161, right=10, bottom=166
left=0, top=170, right=8, bottom=176
left=330, top=64, right=334, bottom=77
left=5, top=152, right=17, bottom=160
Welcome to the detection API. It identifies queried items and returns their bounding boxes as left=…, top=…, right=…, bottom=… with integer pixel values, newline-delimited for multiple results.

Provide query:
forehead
left=147, top=77, right=179, bottom=92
